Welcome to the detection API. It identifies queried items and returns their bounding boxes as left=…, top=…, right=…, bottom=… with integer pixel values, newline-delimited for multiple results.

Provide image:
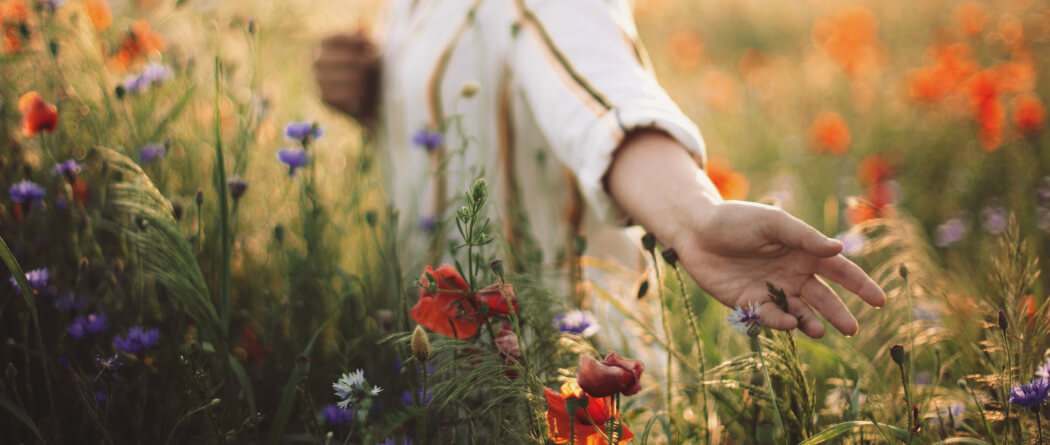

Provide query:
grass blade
left=0, top=235, right=55, bottom=419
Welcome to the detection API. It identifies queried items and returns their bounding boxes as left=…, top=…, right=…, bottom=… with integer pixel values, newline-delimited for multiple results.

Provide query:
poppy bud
left=576, top=351, right=644, bottom=397
left=114, top=85, right=126, bottom=100
left=661, top=248, right=678, bottom=267
left=365, top=210, right=377, bottom=227
left=195, top=189, right=204, bottom=206
left=48, top=41, right=58, bottom=56
left=273, top=224, right=285, bottom=243
left=998, top=310, right=1008, bottom=331
left=490, top=259, right=504, bottom=282
left=641, top=232, right=657, bottom=252
left=890, top=344, right=906, bottom=366
left=898, top=263, right=909, bottom=280
left=247, top=17, right=256, bottom=35
left=411, top=325, right=430, bottom=363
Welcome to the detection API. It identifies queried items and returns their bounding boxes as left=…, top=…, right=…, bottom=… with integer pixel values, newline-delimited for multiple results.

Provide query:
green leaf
left=0, top=393, right=45, bottom=442
left=228, top=354, right=257, bottom=413
left=798, top=420, right=909, bottom=444
left=0, top=236, right=55, bottom=416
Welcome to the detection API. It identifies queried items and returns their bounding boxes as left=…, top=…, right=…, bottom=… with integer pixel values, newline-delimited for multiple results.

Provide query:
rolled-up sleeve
left=510, top=0, right=706, bottom=223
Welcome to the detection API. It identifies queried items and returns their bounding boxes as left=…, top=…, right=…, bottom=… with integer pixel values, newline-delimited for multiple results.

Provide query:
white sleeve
left=510, top=0, right=706, bottom=223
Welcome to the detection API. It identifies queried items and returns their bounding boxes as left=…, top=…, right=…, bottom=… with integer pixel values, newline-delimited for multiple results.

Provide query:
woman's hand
left=606, top=129, right=886, bottom=338
left=670, top=201, right=885, bottom=338
left=314, top=32, right=381, bottom=128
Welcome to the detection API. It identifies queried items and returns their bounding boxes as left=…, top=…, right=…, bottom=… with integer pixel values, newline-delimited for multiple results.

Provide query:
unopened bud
left=365, top=210, right=378, bottom=227
left=195, top=189, right=204, bottom=206
left=898, top=263, right=909, bottom=280
left=460, top=81, right=479, bottom=98
left=636, top=280, right=649, bottom=300
left=661, top=248, right=678, bottom=267
left=641, top=232, right=656, bottom=252
left=998, top=310, right=1008, bottom=331
left=209, top=398, right=221, bottom=406
left=490, top=259, right=504, bottom=282
left=411, top=325, right=430, bottom=363
left=746, top=324, right=761, bottom=338
left=890, top=344, right=906, bottom=366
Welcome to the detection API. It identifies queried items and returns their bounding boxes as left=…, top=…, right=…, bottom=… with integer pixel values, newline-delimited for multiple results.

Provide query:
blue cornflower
left=399, top=389, right=432, bottom=407
left=728, top=302, right=762, bottom=333
left=284, top=121, right=323, bottom=144
left=93, top=391, right=107, bottom=404
left=52, top=159, right=82, bottom=178
left=277, top=148, right=309, bottom=175
left=10, top=268, right=49, bottom=293
left=321, top=404, right=355, bottom=425
left=122, top=63, right=174, bottom=94
left=418, top=216, right=437, bottom=232
left=333, top=369, right=382, bottom=409
left=9, top=180, right=45, bottom=204
left=1036, top=356, right=1050, bottom=379
left=1009, top=378, right=1050, bottom=409
left=53, top=291, right=87, bottom=312
left=138, top=144, right=166, bottom=164
left=227, top=175, right=248, bottom=200
left=69, top=313, right=108, bottom=339
left=934, top=217, right=968, bottom=247
left=411, top=128, right=443, bottom=151
left=112, top=326, right=161, bottom=354
left=553, top=310, right=600, bottom=337
left=43, top=0, right=66, bottom=8
left=377, top=437, right=412, bottom=445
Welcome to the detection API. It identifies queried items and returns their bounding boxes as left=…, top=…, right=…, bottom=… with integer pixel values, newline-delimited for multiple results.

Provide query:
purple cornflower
left=68, top=313, right=109, bottom=339
left=418, top=216, right=437, bottom=232
left=553, top=310, right=600, bottom=337
left=934, top=217, right=968, bottom=247
left=411, top=128, right=443, bottom=151
left=980, top=201, right=1007, bottom=236
left=1009, top=378, right=1050, bottom=409
left=112, top=326, right=161, bottom=354
left=277, top=148, right=309, bottom=175
left=227, top=175, right=248, bottom=200
left=284, top=121, right=323, bottom=144
left=10, top=268, right=49, bottom=293
left=43, top=0, right=66, bottom=8
left=53, top=291, right=87, bottom=312
left=9, top=180, right=45, bottom=204
left=138, top=144, right=166, bottom=164
left=93, top=391, right=107, bottom=404
left=728, top=302, right=762, bottom=334
left=122, top=63, right=174, bottom=94
left=1036, top=356, right=1050, bottom=379
left=321, top=404, right=355, bottom=425
left=378, top=438, right=412, bottom=445
left=56, top=356, right=70, bottom=370
left=399, top=389, right=433, bottom=407
left=52, top=159, right=82, bottom=179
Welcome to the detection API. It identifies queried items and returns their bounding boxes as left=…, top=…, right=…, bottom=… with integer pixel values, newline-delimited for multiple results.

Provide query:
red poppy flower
left=495, top=326, right=522, bottom=379
left=545, top=380, right=633, bottom=444
left=857, top=154, right=893, bottom=186
left=18, top=92, right=58, bottom=137
left=476, top=283, right=518, bottom=315
left=808, top=112, right=851, bottom=156
left=410, top=264, right=482, bottom=339
left=577, top=351, right=644, bottom=397
left=85, top=0, right=112, bottom=31
left=1012, top=94, right=1045, bottom=137
left=705, top=157, right=749, bottom=200
left=0, top=0, right=27, bottom=54
left=811, top=6, right=885, bottom=77
left=110, top=20, right=166, bottom=71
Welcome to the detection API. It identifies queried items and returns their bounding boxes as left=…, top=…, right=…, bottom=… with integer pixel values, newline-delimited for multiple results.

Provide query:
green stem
left=646, top=249, right=675, bottom=440
left=756, top=340, right=788, bottom=445
left=898, top=362, right=913, bottom=443
left=672, top=266, right=708, bottom=443
left=421, top=364, right=429, bottom=443
left=212, top=56, right=233, bottom=339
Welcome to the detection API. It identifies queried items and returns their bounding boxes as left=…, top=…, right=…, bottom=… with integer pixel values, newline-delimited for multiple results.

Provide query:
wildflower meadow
left=2, top=0, right=1050, bottom=444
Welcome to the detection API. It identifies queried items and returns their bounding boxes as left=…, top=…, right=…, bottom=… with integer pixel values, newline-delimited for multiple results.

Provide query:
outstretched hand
left=670, top=201, right=885, bottom=338
left=606, top=129, right=885, bottom=338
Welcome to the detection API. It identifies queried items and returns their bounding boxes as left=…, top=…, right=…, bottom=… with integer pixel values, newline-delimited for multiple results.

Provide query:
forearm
left=605, top=129, right=722, bottom=249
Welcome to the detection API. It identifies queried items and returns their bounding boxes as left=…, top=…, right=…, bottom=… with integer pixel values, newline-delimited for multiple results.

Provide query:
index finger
left=816, top=255, right=886, bottom=308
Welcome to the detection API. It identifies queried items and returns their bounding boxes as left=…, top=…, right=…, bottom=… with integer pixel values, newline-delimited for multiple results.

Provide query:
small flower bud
left=114, top=85, right=126, bottom=100
left=460, top=81, right=479, bottom=98
left=209, top=398, right=221, bottom=406
left=641, top=232, right=656, bottom=252
left=365, top=210, right=378, bottom=227
left=890, top=344, right=906, bottom=366
left=411, top=325, right=430, bottom=363
left=636, top=280, right=649, bottom=300
left=48, top=40, right=59, bottom=56
left=898, top=263, right=909, bottom=280
left=573, top=236, right=587, bottom=254
left=490, top=259, right=505, bottom=282
left=247, top=17, right=256, bottom=35
left=227, top=176, right=248, bottom=201
left=78, top=257, right=89, bottom=273
left=195, top=189, right=204, bottom=206
left=273, top=224, right=285, bottom=243
left=172, top=203, right=184, bottom=221
left=661, top=248, right=678, bottom=267
left=998, top=310, right=1008, bottom=331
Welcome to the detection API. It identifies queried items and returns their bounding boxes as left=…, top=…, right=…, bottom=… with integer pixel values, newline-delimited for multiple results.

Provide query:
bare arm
left=606, top=129, right=886, bottom=338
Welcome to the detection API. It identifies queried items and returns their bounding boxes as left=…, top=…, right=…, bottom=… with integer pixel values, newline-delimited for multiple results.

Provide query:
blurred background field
left=2, top=0, right=1050, bottom=443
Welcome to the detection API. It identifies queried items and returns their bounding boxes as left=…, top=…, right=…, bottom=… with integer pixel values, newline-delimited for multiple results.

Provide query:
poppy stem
left=421, top=362, right=429, bottom=443
left=646, top=248, right=676, bottom=441
left=671, top=266, right=708, bottom=443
